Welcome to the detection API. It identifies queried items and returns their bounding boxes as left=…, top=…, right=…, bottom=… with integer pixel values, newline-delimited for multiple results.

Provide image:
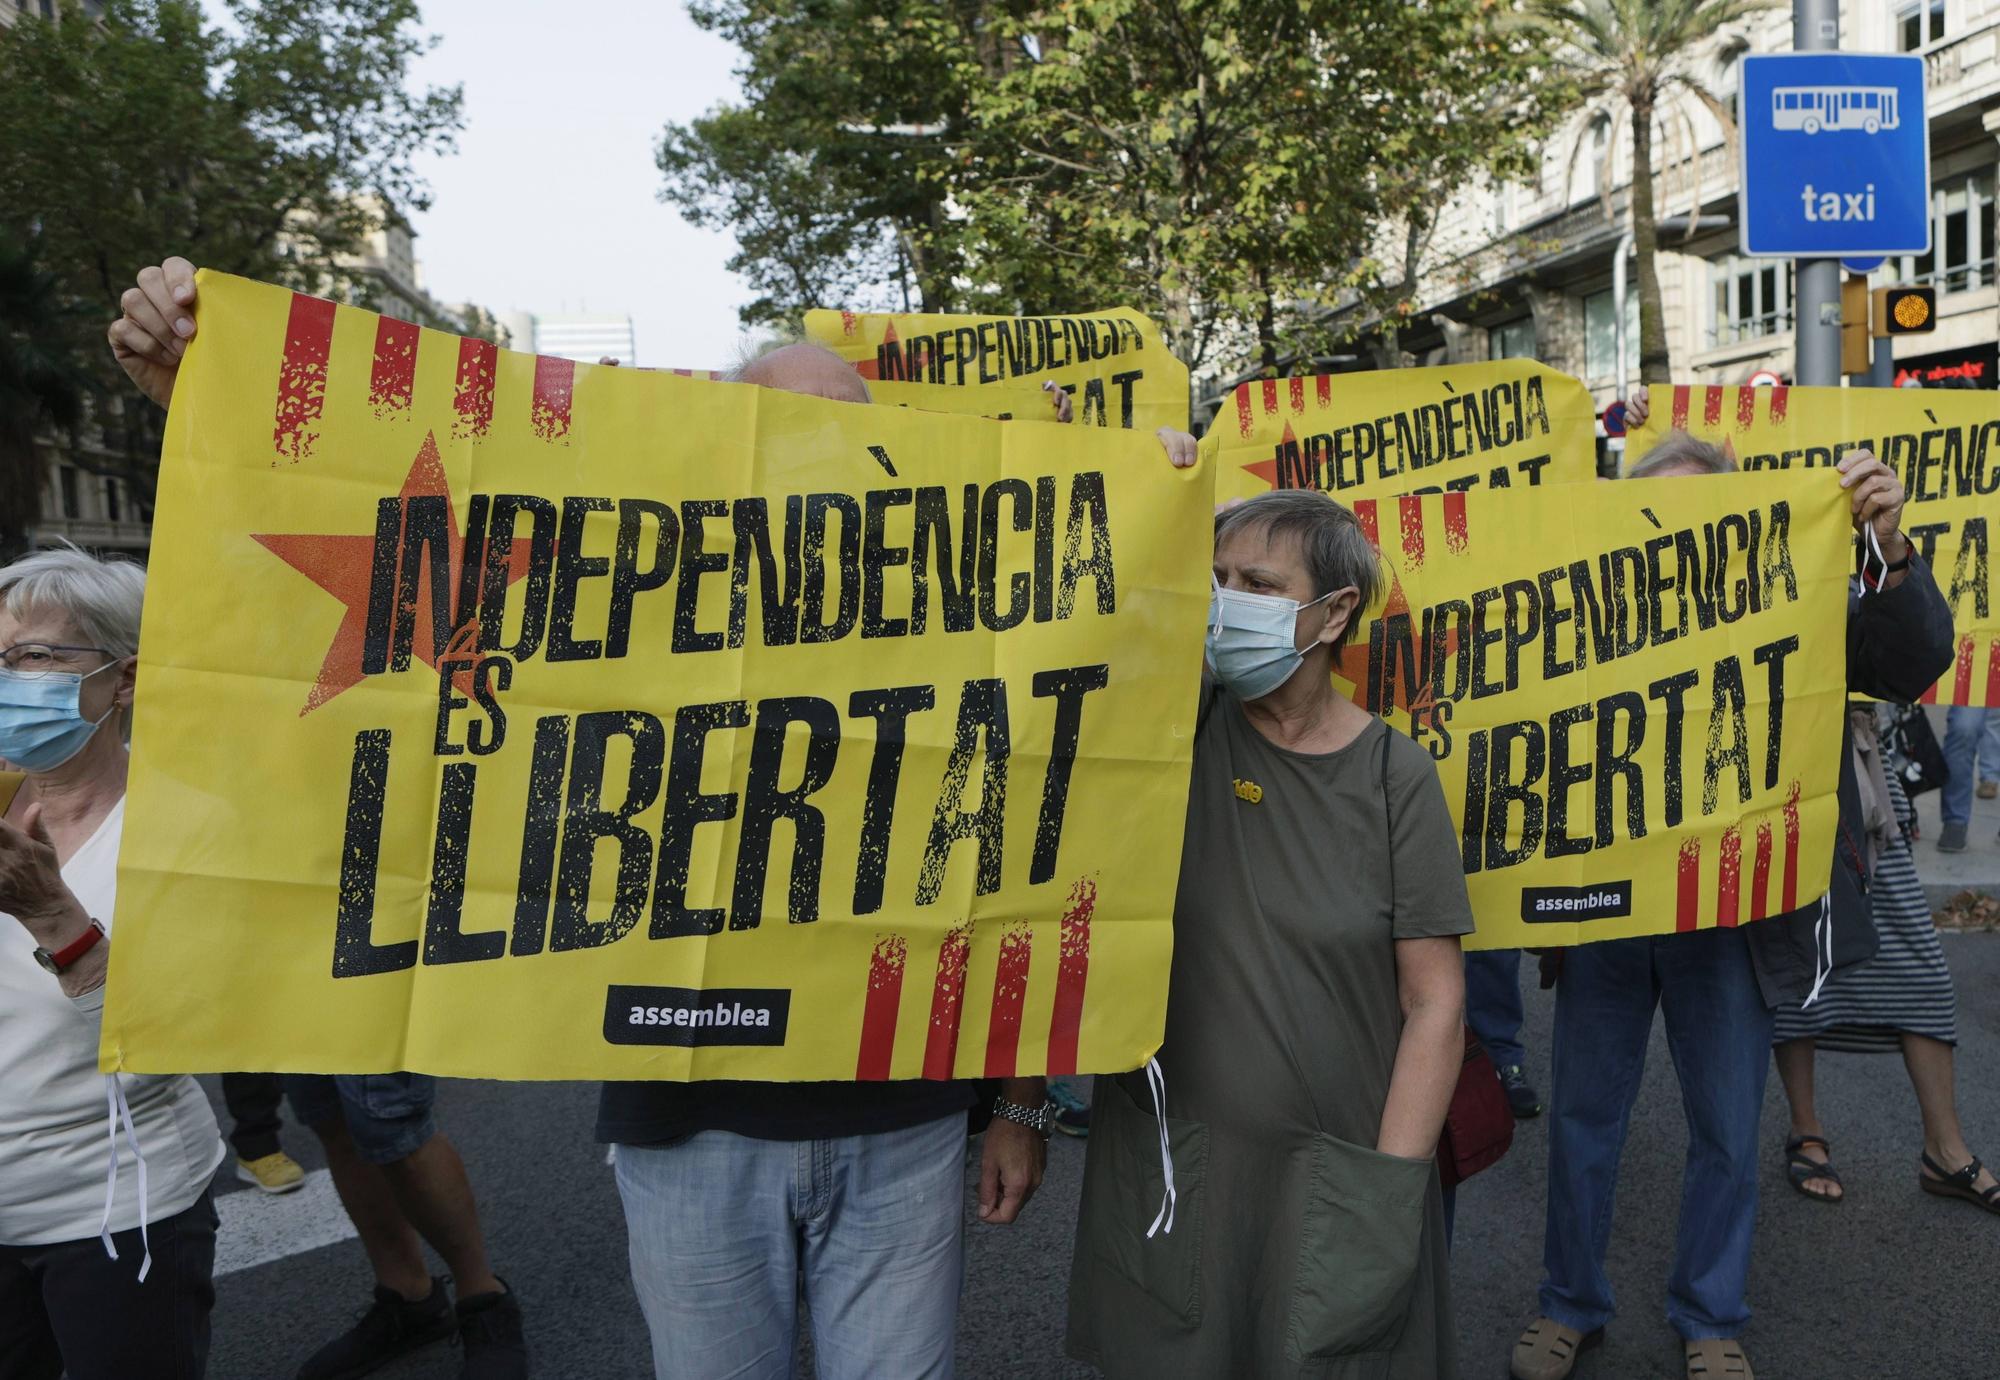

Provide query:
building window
left=1579, top=116, right=1610, bottom=202
left=1489, top=318, right=1536, bottom=360
left=1584, top=288, right=1639, bottom=380
left=1715, top=42, right=1749, bottom=123
left=1708, top=255, right=1793, bottom=347
left=102, top=477, right=121, bottom=524
left=1899, top=0, right=1945, bottom=51
left=58, top=466, right=80, bottom=519
left=1890, top=170, right=1996, bottom=293
left=1492, top=180, right=1514, bottom=237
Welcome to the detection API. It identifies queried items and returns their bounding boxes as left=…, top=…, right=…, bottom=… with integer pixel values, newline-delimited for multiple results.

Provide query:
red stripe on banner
left=530, top=355, right=575, bottom=441
left=983, top=925, right=1033, bottom=1078
left=1702, top=385, right=1724, bottom=427
left=856, top=935, right=907, bottom=1081
left=1768, top=386, right=1789, bottom=423
left=1261, top=377, right=1279, bottom=416
left=1921, top=677, right=1940, bottom=705
left=922, top=926, right=972, bottom=1080
left=273, top=292, right=337, bottom=461
left=1355, top=499, right=1380, bottom=551
left=1670, top=385, right=1691, bottom=431
left=453, top=337, right=497, bottom=440
left=1953, top=636, right=1975, bottom=704
left=1677, top=838, right=1702, bottom=932
left=1735, top=385, right=1756, bottom=431
left=1717, top=826, right=1743, bottom=928
left=1398, top=494, right=1425, bottom=565
left=1289, top=375, right=1305, bottom=414
left=1236, top=383, right=1254, bottom=438
left=1782, top=784, right=1802, bottom=912
left=1046, top=879, right=1096, bottom=1077
left=1316, top=374, right=1331, bottom=407
left=1442, top=491, right=1469, bottom=554
left=840, top=309, right=857, bottom=337
left=1987, top=637, right=2000, bottom=708
left=1752, top=821, right=1774, bottom=922
left=367, top=315, right=419, bottom=418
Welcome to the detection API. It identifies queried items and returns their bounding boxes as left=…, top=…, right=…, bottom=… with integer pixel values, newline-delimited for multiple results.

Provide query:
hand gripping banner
left=103, top=273, right=1212, bottom=1081
left=1206, top=359, right=1600, bottom=504
left=1631, top=383, right=2000, bottom=706
left=804, top=307, right=1191, bottom=431
left=1337, top=473, right=1852, bottom=949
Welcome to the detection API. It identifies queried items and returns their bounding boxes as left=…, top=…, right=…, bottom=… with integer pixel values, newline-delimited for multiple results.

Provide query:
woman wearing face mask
left=1065, top=444, right=1472, bottom=1380
left=0, top=545, right=225, bottom=1380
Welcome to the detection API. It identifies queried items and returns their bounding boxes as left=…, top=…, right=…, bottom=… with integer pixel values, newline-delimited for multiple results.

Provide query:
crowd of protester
left=0, top=258, right=1991, bottom=1380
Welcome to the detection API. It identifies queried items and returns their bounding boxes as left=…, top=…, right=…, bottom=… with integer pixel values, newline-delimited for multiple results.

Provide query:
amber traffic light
left=1872, top=285, right=1937, bottom=336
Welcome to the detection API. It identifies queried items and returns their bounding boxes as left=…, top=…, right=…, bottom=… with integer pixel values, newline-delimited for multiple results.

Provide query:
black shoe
left=1500, top=1064, right=1543, bottom=1119
left=297, top=1277, right=455, bottom=1380
left=456, top=1280, right=528, bottom=1379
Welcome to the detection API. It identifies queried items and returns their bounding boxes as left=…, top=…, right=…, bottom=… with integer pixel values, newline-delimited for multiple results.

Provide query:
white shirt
left=0, top=797, right=222, bottom=1245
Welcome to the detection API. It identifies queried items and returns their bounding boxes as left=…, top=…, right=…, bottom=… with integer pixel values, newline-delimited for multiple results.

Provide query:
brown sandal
left=1685, top=1337, right=1755, bottom=1379
left=1920, top=1151, right=2000, bottom=1215
left=1511, top=1317, right=1601, bottom=1380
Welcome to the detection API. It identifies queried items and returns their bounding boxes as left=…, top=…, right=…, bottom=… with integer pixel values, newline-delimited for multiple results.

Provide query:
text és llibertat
left=332, top=470, right=1118, bottom=979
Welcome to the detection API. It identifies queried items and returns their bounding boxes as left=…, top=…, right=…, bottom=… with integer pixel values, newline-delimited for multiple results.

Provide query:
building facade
left=1348, top=1, right=2000, bottom=467
left=498, top=312, right=638, bottom=365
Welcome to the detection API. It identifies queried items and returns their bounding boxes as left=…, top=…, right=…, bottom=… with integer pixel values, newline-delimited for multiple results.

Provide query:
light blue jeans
left=615, top=1114, right=966, bottom=1380
left=1540, top=927, right=1773, bottom=1341
left=1940, top=704, right=2000, bottom=825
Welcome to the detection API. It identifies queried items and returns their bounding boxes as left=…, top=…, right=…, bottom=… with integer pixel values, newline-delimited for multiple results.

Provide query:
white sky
left=395, top=0, right=758, bottom=368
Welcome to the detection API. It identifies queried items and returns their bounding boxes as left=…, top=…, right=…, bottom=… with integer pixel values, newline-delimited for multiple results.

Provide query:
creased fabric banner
left=1631, top=383, right=2000, bottom=706
left=870, top=377, right=1068, bottom=423
left=1336, top=474, right=1850, bottom=949
left=804, top=307, right=1191, bottom=431
left=1207, top=359, right=1599, bottom=504
left=104, top=272, right=1211, bottom=1081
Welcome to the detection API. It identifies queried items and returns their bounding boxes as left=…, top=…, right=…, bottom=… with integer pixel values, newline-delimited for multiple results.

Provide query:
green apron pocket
left=1076, top=1073, right=1208, bottom=1329
left=1285, top=1131, right=1432, bottom=1361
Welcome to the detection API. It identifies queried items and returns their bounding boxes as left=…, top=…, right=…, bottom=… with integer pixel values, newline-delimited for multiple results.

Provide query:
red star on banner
left=1239, top=420, right=1290, bottom=490
left=253, top=431, right=532, bottom=715
left=850, top=321, right=892, bottom=381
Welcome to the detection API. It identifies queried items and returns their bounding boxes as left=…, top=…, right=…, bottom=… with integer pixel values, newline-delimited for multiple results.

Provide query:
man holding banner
left=1512, top=423, right=1953, bottom=1380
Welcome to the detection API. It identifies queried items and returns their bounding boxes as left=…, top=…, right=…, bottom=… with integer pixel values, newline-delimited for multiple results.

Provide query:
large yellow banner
left=1207, top=360, right=1599, bottom=504
left=104, top=273, right=1212, bottom=1081
left=1631, top=383, right=2000, bottom=705
left=1333, top=474, right=1851, bottom=949
left=804, top=308, right=1191, bottom=431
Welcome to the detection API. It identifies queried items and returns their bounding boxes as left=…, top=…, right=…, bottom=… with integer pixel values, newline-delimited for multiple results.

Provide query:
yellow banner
left=104, top=273, right=1212, bottom=1081
left=1333, top=474, right=1850, bottom=949
left=870, top=377, right=1067, bottom=423
left=1206, top=360, right=1599, bottom=504
left=804, top=308, right=1190, bottom=431
left=1631, top=383, right=2000, bottom=705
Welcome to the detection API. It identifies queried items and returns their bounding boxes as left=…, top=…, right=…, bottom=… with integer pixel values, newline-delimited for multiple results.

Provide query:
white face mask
left=1205, top=577, right=1336, bottom=701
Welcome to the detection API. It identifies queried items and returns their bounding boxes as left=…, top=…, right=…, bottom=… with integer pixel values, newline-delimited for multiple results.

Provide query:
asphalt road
left=197, top=933, right=2000, bottom=1380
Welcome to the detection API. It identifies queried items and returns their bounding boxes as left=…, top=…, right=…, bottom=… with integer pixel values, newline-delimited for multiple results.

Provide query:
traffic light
left=1873, top=285, right=1937, bottom=336
left=1842, top=275, right=1871, bottom=374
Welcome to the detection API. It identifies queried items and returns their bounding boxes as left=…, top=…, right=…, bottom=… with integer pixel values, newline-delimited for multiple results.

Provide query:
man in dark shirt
left=597, top=343, right=1051, bottom=1380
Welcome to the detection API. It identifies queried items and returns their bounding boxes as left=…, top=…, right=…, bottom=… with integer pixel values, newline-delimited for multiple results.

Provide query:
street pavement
left=197, top=933, right=2000, bottom=1379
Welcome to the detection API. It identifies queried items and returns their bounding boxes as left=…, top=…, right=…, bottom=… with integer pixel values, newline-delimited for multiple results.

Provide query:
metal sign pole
left=1793, top=0, right=1843, bottom=387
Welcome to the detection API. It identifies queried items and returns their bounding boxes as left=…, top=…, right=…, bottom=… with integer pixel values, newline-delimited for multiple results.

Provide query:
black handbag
left=1882, top=702, right=1946, bottom=799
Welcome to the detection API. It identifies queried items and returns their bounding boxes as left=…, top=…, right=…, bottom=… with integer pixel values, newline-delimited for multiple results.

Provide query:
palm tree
left=1527, top=0, right=1776, bottom=384
left=0, top=232, right=93, bottom=559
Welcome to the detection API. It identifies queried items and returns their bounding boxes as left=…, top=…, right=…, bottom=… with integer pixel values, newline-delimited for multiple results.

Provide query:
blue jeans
left=615, top=1115, right=965, bottom=1380
left=1939, top=704, right=2000, bottom=825
left=1465, top=949, right=1527, bottom=1071
left=284, top=1073, right=438, bottom=1165
left=1540, top=927, right=1773, bottom=1341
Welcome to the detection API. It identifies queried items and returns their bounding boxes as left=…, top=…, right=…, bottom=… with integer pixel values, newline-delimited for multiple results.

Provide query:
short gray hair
left=1214, top=489, right=1379, bottom=648
left=1627, top=431, right=1736, bottom=478
left=0, top=543, right=146, bottom=658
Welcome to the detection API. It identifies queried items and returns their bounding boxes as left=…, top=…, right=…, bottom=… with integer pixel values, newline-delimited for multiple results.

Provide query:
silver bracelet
left=990, top=1096, right=1056, bottom=1137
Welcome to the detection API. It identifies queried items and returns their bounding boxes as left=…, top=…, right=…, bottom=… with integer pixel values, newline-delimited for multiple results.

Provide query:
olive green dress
left=1066, top=687, right=1473, bottom=1379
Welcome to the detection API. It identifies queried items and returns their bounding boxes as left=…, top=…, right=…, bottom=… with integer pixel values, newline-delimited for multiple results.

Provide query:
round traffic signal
left=1894, top=293, right=1931, bottom=329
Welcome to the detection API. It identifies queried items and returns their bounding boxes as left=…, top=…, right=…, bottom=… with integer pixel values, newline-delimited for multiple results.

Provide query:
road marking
left=215, top=1169, right=357, bottom=1276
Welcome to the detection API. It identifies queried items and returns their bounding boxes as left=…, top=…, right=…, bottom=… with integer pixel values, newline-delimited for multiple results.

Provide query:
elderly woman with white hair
left=0, top=545, right=224, bottom=1380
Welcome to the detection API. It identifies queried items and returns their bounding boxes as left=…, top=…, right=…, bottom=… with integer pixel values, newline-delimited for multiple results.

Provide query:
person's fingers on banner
left=0, top=803, right=74, bottom=923
left=598, top=356, right=621, bottom=367
left=1625, top=385, right=1651, bottom=430
left=1836, top=449, right=1907, bottom=539
left=976, top=1122, right=1046, bottom=1225
left=109, top=256, right=198, bottom=409
left=1156, top=427, right=1198, bottom=469
left=1043, top=380, right=1074, bottom=425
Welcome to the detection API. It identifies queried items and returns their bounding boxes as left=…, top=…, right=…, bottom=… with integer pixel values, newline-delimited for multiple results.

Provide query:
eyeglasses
left=0, top=643, right=117, bottom=679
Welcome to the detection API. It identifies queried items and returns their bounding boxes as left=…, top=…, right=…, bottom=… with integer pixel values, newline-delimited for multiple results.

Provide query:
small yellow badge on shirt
left=1233, top=778, right=1264, bottom=804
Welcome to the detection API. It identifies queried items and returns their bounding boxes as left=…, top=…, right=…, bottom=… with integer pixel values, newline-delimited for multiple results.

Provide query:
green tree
left=0, top=233, right=95, bottom=558
left=1526, top=0, right=1774, bottom=383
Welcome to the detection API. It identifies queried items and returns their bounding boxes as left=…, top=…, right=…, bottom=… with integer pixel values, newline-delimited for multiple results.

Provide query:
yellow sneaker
left=236, top=1151, right=306, bottom=1194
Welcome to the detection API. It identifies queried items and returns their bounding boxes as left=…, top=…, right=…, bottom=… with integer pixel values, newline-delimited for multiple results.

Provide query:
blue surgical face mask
left=0, top=660, right=122, bottom=771
left=1205, top=578, right=1336, bottom=701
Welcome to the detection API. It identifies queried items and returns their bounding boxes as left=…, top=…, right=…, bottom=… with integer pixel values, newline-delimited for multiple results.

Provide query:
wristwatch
left=33, top=919, right=105, bottom=975
left=990, top=1095, right=1057, bottom=1138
